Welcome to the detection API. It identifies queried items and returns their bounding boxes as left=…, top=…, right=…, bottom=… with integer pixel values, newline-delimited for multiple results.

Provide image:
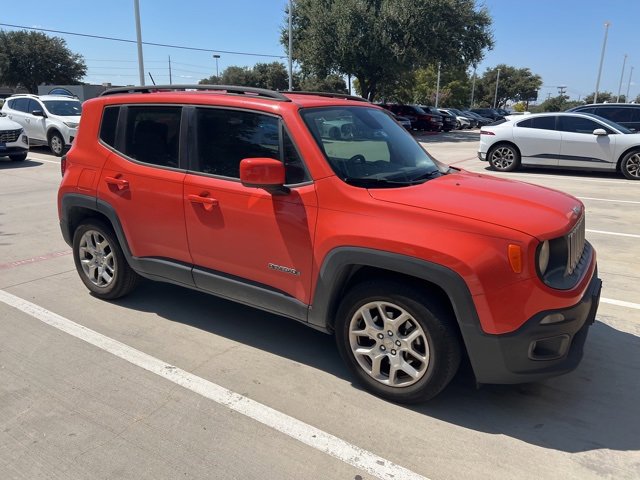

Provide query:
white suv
left=0, top=113, right=29, bottom=161
left=1, top=94, right=82, bottom=156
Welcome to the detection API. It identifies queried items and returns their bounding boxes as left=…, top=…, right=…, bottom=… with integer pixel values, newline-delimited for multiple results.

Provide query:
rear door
left=513, top=116, right=561, bottom=166
left=97, top=105, right=192, bottom=264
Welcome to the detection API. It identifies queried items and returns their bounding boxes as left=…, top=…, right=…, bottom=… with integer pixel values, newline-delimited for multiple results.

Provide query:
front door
left=558, top=116, right=617, bottom=170
left=183, top=107, right=317, bottom=305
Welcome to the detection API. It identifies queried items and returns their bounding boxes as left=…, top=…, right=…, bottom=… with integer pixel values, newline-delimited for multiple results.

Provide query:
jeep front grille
left=566, top=214, right=585, bottom=276
left=0, top=129, right=21, bottom=143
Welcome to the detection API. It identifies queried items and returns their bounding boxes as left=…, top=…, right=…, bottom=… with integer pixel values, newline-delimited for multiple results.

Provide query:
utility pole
left=435, top=62, right=441, bottom=108
left=626, top=66, right=634, bottom=101
left=557, top=85, right=567, bottom=96
left=594, top=21, right=611, bottom=104
left=134, top=0, right=145, bottom=86
left=168, top=55, right=172, bottom=85
left=288, top=0, right=293, bottom=91
left=213, top=54, right=220, bottom=78
left=493, top=68, right=501, bottom=109
left=617, top=54, right=628, bottom=102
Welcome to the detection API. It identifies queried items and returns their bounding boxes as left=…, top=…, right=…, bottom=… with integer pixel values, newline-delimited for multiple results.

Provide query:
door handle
left=105, top=176, right=129, bottom=191
left=188, top=194, right=218, bottom=211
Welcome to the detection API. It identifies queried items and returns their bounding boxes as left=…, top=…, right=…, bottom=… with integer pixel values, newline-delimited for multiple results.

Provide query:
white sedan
left=478, top=112, right=640, bottom=180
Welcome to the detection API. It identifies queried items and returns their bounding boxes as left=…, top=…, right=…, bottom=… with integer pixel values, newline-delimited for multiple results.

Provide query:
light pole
left=627, top=66, right=634, bottom=101
left=134, top=0, right=145, bottom=86
left=213, top=54, right=220, bottom=79
left=617, top=54, right=628, bottom=102
left=493, top=68, right=501, bottom=109
left=594, top=21, right=611, bottom=104
left=435, top=62, right=441, bottom=108
left=288, top=0, right=293, bottom=91
left=470, top=65, right=477, bottom=109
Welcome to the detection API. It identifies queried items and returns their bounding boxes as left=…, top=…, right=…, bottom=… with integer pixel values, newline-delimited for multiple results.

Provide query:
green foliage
left=298, top=74, right=347, bottom=93
left=283, top=0, right=493, bottom=101
left=200, top=62, right=290, bottom=90
left=474, top=65, right=542, bottom=108
left=583, top=91, right=613, bottom=103
left=530, top=96, right=583, bottom=113
left=0, top=30, right=86, bottom=93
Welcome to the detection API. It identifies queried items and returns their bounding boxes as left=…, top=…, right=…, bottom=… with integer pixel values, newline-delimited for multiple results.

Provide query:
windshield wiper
left=408, top=170, right=444, bottom=183
left=344, top=177, right=416, bottom=188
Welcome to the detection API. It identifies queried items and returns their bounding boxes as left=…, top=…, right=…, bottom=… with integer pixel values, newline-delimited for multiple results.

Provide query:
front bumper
left=465, top=272, right=602, bottom=384
left=477, top=151, right=487, bottom=161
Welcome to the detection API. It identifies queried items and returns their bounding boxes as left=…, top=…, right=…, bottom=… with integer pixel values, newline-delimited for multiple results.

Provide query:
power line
left=0, top=23, right=287, bottom=59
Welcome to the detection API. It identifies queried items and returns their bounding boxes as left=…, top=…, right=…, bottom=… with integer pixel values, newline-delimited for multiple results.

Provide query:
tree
left=474, top=65, right=542, bottom=108
left=583, top=91, right=615, bottom=104
left=200, top=62, right=290, bottom=90
left=283, top=0, right=493, bottom=101
left=0, top=30, right=86, bottom=93
left=298, top=74, right=347, bottom=93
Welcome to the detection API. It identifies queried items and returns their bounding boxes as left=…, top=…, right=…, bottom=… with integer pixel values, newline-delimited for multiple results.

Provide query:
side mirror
left=593, top=128, right=608, bottom=136
left=240, top=158, right=289, bottom=195
left=31, top=109, right=46, bottom=117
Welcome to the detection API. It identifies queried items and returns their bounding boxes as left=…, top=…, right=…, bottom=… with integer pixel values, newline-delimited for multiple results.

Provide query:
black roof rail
left=283, top=91, right=370, bottom=103
left=100, top=84, right=291, bottom=102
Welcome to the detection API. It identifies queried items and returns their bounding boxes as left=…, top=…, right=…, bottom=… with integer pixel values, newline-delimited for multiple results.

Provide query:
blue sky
left=2, top=0, right=639, bottom=101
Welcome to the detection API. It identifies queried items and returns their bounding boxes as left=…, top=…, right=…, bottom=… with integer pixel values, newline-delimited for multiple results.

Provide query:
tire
left=48, top=131, right=65, bottom=157
left=620, top=150, right=640, bottom=180
left=488, top=143, right=521, bottom=172
left=9, top=152, right=27, bottom=161
left=72, top=219, right=140, bottom=299
left=335, top=280, right=461, bottom=403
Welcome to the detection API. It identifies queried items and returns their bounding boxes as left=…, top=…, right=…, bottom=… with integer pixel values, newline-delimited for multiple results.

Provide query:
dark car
left=420, top=106, right=455, bottom=131
left=444, top=108, right=478, bottom=128
left=381, top=104, right=443, bottom=131
left=566, top=103, right=640, bottom=131
left=462, top=110, right=494, bottom=126
left=470, top=108, right=505, bottom=121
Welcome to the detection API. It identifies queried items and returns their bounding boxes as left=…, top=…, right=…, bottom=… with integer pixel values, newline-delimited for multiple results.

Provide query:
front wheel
left=49, top=131, right=65, bottom=156
left=335, top=280, right=461, bottom=403
left=488, top=144, right=521, bottom=172
left=620, top=150, right=640, bottom=180
left=9, top=152, right=27, bottom=161
left=72, top=219, right=140, bottom=299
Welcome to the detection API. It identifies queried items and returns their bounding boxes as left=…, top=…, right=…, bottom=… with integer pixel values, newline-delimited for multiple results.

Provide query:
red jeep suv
left=58, top=85, right=601, bottom=403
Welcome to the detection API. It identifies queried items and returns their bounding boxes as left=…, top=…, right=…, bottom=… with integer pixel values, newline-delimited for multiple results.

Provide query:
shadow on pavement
left=416, top=130, right=481, bottom=144
left=0, top=159, right=44, bottom=169
left=115, top=281, right=639, bottom=454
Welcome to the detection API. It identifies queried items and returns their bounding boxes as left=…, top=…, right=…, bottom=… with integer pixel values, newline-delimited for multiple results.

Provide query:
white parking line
left=601, top=297, right=640, bottom=310
left=0, top=289, right=429, bottom=480
left=586, top=229, right=640, bottom=239
left=578, top=197, right=640, bottom=205
left=30, top=157, right=60, bottom=165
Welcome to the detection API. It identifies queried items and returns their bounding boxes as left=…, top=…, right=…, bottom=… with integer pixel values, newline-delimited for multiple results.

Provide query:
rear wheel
left=335, top=280, right=461, bottom=403
left=9, top=152, right=27, bottom=161
left=488, top=143, right=521, bottom=172
left=49, top=131, right=65, bottom=156
left=620, top=150, right=640, bottom=180
left=72, top=219, right=140, bottom=299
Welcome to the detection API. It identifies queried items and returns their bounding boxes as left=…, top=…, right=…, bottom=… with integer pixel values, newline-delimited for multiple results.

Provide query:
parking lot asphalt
left=1, top=140, right=639, bottom=480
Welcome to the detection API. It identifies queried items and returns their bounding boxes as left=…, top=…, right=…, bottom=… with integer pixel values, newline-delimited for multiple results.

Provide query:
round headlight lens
left=538, top=240, right=550, bottom=276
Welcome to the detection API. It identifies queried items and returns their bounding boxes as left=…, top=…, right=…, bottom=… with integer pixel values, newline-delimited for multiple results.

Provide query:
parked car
left=462, top=110, right=494, bottom=126
left=470, top=108, right=505, bottom=121
left=389, top=112, right=412, bottom=130
left=58, top=85, right=600, bottom=403
left=0, top=113, right=29, bottom=161
left=1, top=94, right=82, bottom=156
left=381, top=104, right=443, bottom=131
left=478, top=112, right=640, bottom=180
left=442, top=108, right=475, bottom=129
left=567, top=103, right=640, bottom=131
left=420, top=106, right=455, bottom=131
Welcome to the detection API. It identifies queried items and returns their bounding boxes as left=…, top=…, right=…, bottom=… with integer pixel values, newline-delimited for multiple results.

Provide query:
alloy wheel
left=78, top=229, right=116, bottom=288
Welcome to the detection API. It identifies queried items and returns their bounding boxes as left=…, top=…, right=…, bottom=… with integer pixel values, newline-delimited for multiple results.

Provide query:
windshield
left=583, top=113, right=633, bottom=134
left=300, top=106, right=445, bottom=188
left=43, top=100, right=82, bottom=116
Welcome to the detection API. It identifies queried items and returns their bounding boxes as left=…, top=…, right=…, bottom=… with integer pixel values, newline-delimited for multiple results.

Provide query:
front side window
left=558, top=116, right=610, bottom=134
left=301, top=106, right=443, bottom=188
left=42, top=100, right=82, bottom=116
left=123, top=106, right=182, bottom=168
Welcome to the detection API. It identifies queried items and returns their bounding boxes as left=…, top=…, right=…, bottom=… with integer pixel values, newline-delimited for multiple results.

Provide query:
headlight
left=64, top=122, right=79, bottom=128
left=537, top=240, right=550, bottom=276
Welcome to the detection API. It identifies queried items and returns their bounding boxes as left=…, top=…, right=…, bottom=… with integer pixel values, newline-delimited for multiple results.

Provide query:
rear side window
left=594, top=107, right=633, bottom=123
left=9, top=98, right=30, bottom=112
left=99, top=106, right=120, bottom=148
left=123, top=106, right=182, bottom=168
left=517, top=116, right=556, bottom=130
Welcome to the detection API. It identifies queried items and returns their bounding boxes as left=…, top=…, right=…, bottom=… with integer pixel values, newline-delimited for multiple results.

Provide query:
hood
left=368, top=170, right=581, bottom=239
left=0, top=116, right=23, bottom=131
